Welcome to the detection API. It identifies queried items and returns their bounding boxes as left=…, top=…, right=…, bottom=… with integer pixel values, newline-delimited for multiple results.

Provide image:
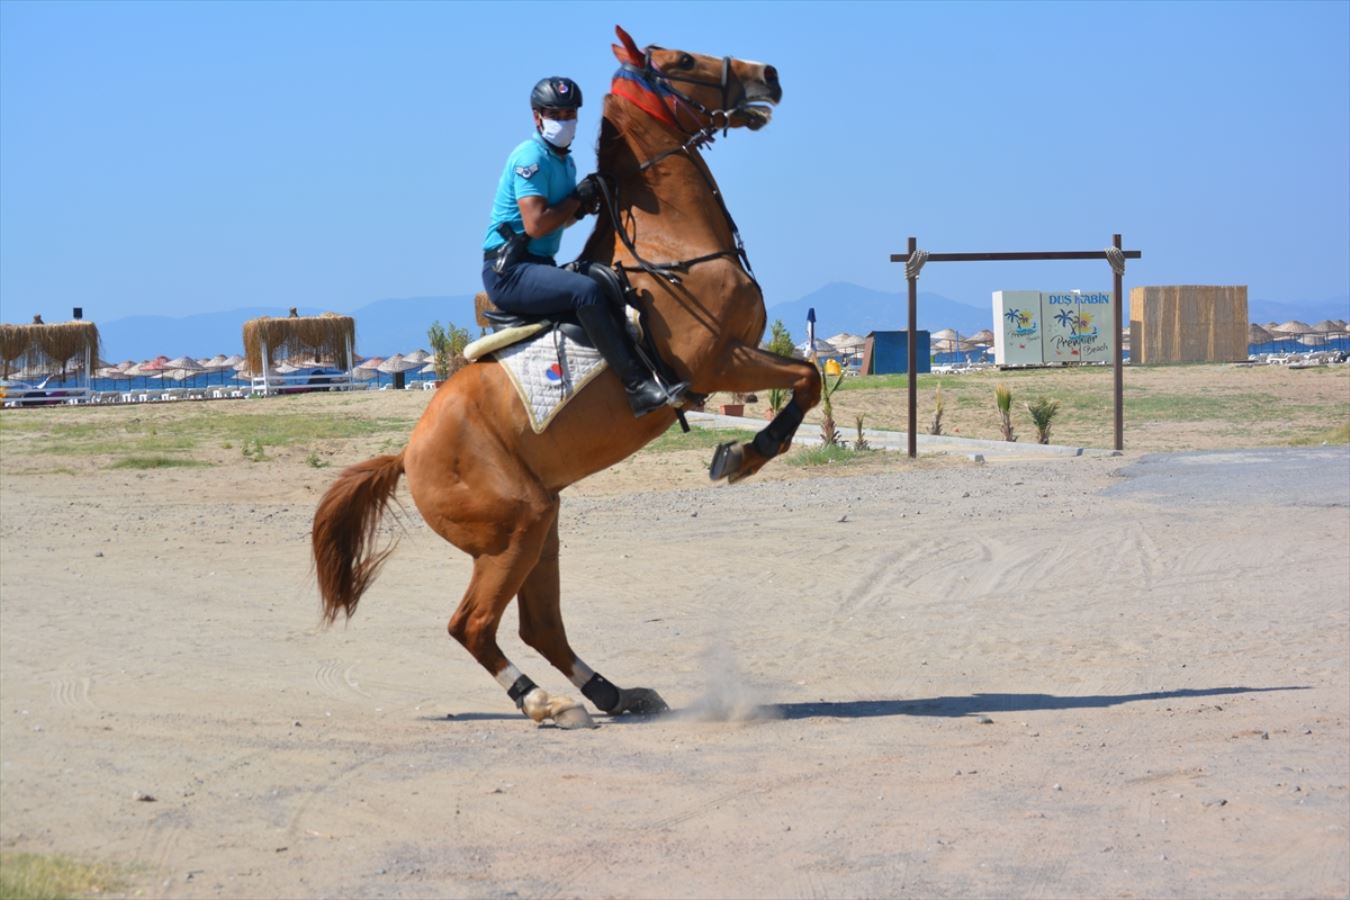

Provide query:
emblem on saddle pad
left=494, top=333, right=607, bottom=434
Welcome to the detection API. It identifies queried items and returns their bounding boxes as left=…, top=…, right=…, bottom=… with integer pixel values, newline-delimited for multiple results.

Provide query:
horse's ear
left=613, top=25, right=643, bottom=65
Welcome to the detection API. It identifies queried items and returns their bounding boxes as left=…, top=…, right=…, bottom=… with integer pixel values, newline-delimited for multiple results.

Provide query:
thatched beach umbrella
left=0, top=319, right=101, bottom=382
left=377, top=354, right=420, bottom=374
left=1273, top=320, right=1312, bottom=334
left=164, top=356, right=204, bottom=376
left=95, top=364, right=137, bottom=383
left=1312, top=320, right=1340, bottom=333
left=968, top=329, right=994, bottom=346
left=121, top=362, right=165, bottom=388
left=404, top=349, right=431, bottom=364
left=931, top=328, right=963, bottom=352
left=375, top=354, right=420, bottom=386
left=243, top=311, right=355, bottom=374
left=1248, top=323, right=1273, bottom=344
left=352, top=357, right=383, bottom=382
left=824, top=332, right=866, bottom=351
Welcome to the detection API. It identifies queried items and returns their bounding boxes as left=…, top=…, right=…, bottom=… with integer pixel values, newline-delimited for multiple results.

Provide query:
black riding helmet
left=530, top=76, right=583, bottom=112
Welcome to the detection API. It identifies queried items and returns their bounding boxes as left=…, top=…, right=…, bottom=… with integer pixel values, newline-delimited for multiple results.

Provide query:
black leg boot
left=576, top=304, right=684, bottom=417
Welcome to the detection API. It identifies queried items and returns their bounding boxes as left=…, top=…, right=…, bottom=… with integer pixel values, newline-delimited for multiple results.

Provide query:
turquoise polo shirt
left=483, top=132, right=577, bottom=258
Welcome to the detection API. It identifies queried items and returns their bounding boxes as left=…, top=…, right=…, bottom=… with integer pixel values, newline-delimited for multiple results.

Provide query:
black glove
left=572, top=173, right=608, bottom=219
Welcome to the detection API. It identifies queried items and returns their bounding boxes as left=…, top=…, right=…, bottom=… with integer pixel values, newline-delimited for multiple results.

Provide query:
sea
left=11, top=335, right=1349, bottom=393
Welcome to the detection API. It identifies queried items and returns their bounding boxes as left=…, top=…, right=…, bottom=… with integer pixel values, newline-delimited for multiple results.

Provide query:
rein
left=601, top=56, right=758, bottom=290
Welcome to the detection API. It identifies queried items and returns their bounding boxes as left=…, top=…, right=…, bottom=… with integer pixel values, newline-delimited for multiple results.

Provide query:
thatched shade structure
left=824, top=332, right=867, bottom=352
left=1273, top=320, right=1312, bottom=334
left=1248, top=323, right=1273, bottom=344
left=376, top=353, right=420, bottom=375
left=931, top=328, right=963, bottom=352
left=0, top=320, right=101, bottom=380
left=243, top=312, right=355, bottom=374
left=164, top=356, right=204, bottom=373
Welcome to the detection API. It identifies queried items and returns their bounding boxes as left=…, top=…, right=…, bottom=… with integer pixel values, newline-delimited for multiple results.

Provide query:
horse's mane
left=579, top=107, right=629, bottom=266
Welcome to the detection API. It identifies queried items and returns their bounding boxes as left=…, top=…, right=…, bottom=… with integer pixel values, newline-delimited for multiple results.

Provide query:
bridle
left=634, top=45, right=736, bottom=138
left=602, top=47, right=759, bottom=290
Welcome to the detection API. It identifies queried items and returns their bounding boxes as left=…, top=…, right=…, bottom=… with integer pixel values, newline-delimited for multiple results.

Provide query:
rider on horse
left=481, top=76, right=683, bottom=418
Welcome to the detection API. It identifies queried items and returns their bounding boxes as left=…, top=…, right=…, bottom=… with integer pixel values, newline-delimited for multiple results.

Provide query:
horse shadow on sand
left=767, top=685, right=1307, bottom=721
left=424, top=685, right=1306, bottom=724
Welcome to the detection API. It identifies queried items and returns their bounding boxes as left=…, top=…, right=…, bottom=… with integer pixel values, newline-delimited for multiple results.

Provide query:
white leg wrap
left=569, top=658, right=596, bottom=690
left=494, top=663, right=525, bottom=692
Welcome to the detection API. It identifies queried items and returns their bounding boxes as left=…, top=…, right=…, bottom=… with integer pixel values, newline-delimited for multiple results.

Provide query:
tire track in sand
left=49, top=674, right=98, bottom=710
left=313, top=659, right=372, bottom=700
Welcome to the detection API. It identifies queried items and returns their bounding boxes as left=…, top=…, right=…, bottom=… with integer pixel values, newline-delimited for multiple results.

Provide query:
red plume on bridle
left=610, top=25, right=690, bottom=131
left=611, top=25, right=644, bottom=66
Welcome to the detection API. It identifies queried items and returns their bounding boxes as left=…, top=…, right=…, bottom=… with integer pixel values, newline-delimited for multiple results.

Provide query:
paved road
left=1105, top=446, right=1350, bottom=508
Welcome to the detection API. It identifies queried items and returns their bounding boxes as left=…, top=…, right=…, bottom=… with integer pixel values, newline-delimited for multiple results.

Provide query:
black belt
left=483, top=250, right=556, bottom=265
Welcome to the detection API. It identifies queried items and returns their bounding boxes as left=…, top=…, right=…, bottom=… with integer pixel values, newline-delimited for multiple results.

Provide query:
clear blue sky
left=2, top=0, right=1347, bottom=325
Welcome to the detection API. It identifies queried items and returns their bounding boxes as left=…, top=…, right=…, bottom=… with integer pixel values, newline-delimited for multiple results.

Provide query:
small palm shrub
left=995, top=383, right=1016, bottom=442
left=929, top=384, right=945, bottom=436
left=817, top=364, right=845, bottom=446
left=1026, top=397, right=1061, bottom=445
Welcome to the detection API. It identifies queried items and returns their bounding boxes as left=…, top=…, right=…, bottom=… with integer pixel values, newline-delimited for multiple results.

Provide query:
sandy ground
left=1, top=393, right=1348, bottom=898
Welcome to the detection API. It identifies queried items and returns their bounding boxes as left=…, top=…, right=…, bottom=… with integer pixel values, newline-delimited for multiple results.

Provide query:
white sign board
left=1043, top=290, right=1113, bottom=363
left=993, top=290, right=1114, bottom=365
left=992, top=291, right=1044, bottom=366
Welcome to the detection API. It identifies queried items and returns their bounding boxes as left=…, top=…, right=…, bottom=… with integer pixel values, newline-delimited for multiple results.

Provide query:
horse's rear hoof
left=554, top=706, right=597, bottom=730
left=612, top=687, right=670, bottom=716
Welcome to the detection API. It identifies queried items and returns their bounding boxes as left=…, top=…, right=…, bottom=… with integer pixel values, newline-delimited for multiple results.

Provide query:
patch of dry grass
left=0, top=852, right=128, bottom=900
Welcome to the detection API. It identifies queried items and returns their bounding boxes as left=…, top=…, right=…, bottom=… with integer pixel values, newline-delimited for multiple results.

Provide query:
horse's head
left=612, top=25, right=781, bottom=132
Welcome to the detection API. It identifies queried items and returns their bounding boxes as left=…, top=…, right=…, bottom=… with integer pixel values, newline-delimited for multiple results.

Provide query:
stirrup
left=626, top=379, right=679, bottom=417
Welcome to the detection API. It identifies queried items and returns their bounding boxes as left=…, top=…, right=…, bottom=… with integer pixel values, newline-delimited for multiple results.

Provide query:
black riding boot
left=576, top=304, right=684, bottom=417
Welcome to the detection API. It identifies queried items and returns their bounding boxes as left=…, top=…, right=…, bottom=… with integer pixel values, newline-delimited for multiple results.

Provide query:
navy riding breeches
left=482, top=258, right=603, bottom=317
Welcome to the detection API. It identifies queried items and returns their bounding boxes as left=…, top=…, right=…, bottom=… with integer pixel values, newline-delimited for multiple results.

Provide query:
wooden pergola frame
left=891, top=234, right=1142, bottom=456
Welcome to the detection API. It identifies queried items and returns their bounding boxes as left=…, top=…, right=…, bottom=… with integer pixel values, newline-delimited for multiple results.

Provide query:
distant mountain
left=345, top=295, right=480, bottom=357
left=99, top=306, right=323, bottom=362
left=83, top=285, right=1350, bottom=362
left=766, top=282, right=991, bottom=340
left=96, top=295, right=479, bottom=361
left=1248, top=295, right=1350, bottom=327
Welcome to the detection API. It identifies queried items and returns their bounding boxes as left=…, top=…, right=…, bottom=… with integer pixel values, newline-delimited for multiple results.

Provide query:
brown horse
left=312, top=26, right=821, bottom=729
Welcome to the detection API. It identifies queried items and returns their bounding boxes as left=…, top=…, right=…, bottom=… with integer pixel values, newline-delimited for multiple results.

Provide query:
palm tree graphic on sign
left=1005, top=309, right=1023, bottom=325
left=1054, top=308, right=1075, bottom=328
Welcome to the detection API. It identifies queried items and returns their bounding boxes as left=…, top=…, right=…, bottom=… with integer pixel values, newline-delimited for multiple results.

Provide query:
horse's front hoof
left=710, top=440, right=775, bottom=484
left=611, top=687, right=670, bottom=716
left=554, top=705, right=597, bottom=730
left=709, top=441, right=743, bottom=481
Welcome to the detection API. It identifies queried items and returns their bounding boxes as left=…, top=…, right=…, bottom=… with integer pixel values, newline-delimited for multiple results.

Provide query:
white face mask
left=539, top=116, right=577, bottom=149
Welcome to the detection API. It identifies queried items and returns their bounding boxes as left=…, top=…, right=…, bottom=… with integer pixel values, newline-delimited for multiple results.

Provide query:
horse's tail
left=312, top=451, right=406, bottom=625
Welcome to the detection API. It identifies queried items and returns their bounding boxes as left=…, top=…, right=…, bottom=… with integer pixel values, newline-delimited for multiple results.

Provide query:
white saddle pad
left=494, top=330, right=608, bottom=434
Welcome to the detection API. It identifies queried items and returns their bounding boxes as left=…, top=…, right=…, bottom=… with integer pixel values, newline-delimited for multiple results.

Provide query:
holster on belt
left=491, top=222, right=530, bottom=275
